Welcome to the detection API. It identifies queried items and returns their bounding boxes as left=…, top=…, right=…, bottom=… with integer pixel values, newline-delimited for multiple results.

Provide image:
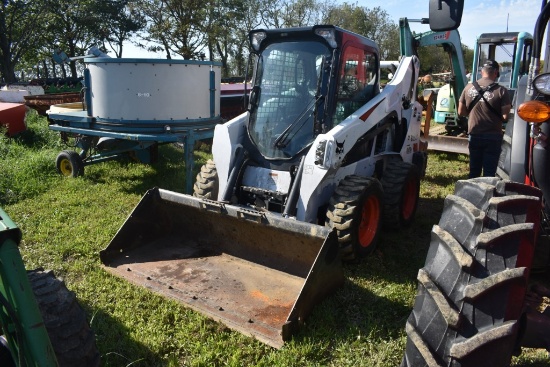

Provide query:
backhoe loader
left=101, top=25, right=427, bottom=348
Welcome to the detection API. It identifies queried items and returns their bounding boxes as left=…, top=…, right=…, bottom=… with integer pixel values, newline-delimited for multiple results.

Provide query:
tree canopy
left=0, top=0, right=470, bottom=83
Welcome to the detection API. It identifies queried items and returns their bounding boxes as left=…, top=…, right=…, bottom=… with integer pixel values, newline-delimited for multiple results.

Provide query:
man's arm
left=500, top=87, right=512, bottom=122
left=502, top=104, right=511, bottom=122
left=457, top=87, right=469, bottom=117
left=458, top=100, right=469, bottom=117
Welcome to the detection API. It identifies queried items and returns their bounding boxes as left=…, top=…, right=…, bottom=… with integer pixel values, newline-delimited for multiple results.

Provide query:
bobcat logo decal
left=335, top=140, right=345, bottom=154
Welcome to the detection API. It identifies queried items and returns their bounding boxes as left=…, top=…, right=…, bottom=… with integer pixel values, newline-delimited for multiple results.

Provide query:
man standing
left=458, top=60, right=511, bottom=178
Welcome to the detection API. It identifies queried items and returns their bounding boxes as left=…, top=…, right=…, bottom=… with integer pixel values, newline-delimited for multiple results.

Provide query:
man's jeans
left=468, top=133, right=503, bottom=178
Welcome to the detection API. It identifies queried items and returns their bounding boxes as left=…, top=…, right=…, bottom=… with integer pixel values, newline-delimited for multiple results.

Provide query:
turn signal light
left=517, top=101, right=550, bottom=124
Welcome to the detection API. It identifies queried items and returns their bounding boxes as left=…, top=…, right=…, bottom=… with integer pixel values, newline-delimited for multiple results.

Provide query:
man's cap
left=483, top=59, right=500, bottom=70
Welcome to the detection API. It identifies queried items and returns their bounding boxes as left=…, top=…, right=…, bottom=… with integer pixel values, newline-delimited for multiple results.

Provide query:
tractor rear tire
left=381, top=159, right=420, bottom=229
left=326, top=175, right=383, bottom=261
left=0, top=336, right=13, bottom=367
left=56, top=150, right=84, bottom=178
left=193, top=159, right=219, bottom=200
left=29, top=269, right=100, bottom=367
left=401, top=178, right=542, bottom=367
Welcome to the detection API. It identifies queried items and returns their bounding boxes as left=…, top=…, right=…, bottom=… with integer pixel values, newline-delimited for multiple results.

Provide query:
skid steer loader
left=101, top=25, right=426, bottom=348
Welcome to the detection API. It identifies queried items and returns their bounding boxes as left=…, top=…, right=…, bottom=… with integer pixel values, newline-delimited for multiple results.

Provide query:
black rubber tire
left=0, top=336, right=13, bottom=367
left=55, top=150, right=84, bottom=178
left=401, top=178, right=542, bottom=367
left=326, top=175, right=384, bottom=261
left=29, top=269, right=100, bottom=367
left=381, top=159, right=420, bottom=229
left=193, top=159, right=219, bottom=199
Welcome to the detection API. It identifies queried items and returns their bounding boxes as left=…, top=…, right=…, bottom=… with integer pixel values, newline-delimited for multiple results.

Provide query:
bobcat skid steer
left=101, top=25, right=426, bottom=348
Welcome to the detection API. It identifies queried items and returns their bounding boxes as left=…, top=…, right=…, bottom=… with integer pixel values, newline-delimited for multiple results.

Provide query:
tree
left=133, top=0, right=172, bottom=58
left=462, top=43, right=474, bottom=76
left=202, top=0, right=247, bottom=76
left=225, top=0, right=263, bottom=77
left=42, top=0, right=107, bottom=78
left=0, top=0, right=49, bottom=83
left=136, top=0, right=208, bottom=60
left=261, top=0, right=326, bottom=28
left=323, top=3, right=400, bottom=60
left=99, top=0, right=146, bottom=58
left=416, top=43, right=452, bottom=76
left=37, top=0, right=144, bottom=78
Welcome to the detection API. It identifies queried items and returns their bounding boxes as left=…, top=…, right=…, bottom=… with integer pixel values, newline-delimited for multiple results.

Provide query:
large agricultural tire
left=326, top=175, right=383, bottom=261
left=29, top=269, right=100, bottom=367
left=56, top=150, right=84, bottom=178
left=381, top=159, right=420, bottom=229
left=0, top=336, right=12, bottom=366
left=401, top=177, right=542, bottom=367
left=193, top=159, right=219, bottom=200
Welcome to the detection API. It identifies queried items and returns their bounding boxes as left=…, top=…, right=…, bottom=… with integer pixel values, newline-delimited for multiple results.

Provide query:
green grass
left=1, top=111, right=549, bottom=366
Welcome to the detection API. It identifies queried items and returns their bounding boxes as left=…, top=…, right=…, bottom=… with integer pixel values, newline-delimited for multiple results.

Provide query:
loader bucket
left=100, top=188, right=343, bottom=348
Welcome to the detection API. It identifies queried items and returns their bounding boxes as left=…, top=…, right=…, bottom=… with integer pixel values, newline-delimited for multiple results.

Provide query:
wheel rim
left=59, top=158, right=73, bottom=176
left=402, top=178, right=419, bottom=220
left=358, top=194, right=380, bottom=247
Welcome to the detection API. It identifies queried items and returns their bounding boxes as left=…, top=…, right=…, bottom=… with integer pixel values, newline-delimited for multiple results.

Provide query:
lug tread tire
left=193, top=160, right=219, bottom=199
left=380, top=159, right=420, bottom=228
left=401, top=178, right=542, bottom=367
left=28, top=270, right=100, bottom=367
left=326, top=175, right=383, bottom=260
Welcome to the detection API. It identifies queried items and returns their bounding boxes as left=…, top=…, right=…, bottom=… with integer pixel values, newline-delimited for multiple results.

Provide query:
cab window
left=334, top=46, right=378, bottom=125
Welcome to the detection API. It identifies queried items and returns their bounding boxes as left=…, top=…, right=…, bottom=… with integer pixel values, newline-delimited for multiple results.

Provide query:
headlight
left=314, top=139, right=334, bottom=169
left=315, top=140, right=327, bottom=166
left=533, top=73, right=550, bottom=95
left=517, top=100, right=550, bottom=124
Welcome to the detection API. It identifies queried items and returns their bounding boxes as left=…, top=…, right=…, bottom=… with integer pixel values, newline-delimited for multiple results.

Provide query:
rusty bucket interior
left=100, top=187, right=344, bottom=348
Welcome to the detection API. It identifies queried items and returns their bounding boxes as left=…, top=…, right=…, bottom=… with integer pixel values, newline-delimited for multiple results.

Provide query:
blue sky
left=122, top=0, right=543, bottom=58
left=362, top=0, right=541, bottom=49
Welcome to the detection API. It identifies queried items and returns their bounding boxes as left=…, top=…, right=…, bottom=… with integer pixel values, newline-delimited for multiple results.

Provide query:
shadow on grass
left=6, top=114, right=60, bottom=149
left=88, top=307, right=158, bottom=366
left=425, top=152, right=470, bottom=187
left=289, top=196, right=443, bottom=352
left=82, top=142, right=211, bottom=196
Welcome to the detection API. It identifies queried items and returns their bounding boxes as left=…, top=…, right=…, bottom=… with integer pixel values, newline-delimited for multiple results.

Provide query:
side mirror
left=428, top=0, right=464, bottom=31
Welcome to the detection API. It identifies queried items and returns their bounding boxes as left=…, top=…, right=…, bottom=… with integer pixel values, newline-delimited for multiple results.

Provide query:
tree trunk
left=1, top=54, right=17, bottom=83
left=52, top=59, right=58, bottom=78
left=42, top=60, right=49, bottom=79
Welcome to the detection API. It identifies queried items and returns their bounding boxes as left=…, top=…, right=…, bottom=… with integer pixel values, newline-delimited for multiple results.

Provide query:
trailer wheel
left=56, top=150, right=84, bottom=178
left=401, top=178, right=542, bottom=367
left=326, top=175, right=383, bottom=261
left=193, top=159, right=219, bottom=200
left=381, top=159, right=420, bottom=228
left=28, top=269, right=100, bottom=367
